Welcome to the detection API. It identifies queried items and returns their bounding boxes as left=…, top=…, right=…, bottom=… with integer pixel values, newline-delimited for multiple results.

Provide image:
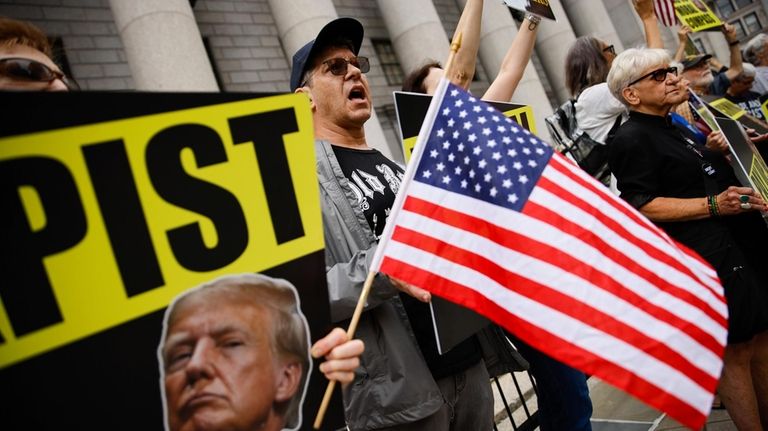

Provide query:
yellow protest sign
left=675, top=0, right=722, bottom=32
left=0, top=94, right=321, bottom=368
left=709, top=98, right=746, bottom=120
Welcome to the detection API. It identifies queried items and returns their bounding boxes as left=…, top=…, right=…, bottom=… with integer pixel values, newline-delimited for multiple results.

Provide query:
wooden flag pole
left=442, top=31, right=463, bottom=84
left=313, top=271, right=376, bottom=429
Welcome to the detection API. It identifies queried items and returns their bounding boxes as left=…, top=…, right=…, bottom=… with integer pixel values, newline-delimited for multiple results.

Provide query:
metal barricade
left=492, top=370, right=540, bottom=431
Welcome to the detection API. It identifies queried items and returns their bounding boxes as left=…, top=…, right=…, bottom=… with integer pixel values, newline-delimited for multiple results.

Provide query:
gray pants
left=378, top=359, right=494, bottom=431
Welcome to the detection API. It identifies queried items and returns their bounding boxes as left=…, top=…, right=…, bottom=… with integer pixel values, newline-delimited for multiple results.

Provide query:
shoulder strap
left=604, top=113, right=623, bottom=144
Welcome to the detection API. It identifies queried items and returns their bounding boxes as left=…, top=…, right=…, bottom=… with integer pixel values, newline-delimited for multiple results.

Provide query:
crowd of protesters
left=3, top=1, right=768, bottom=429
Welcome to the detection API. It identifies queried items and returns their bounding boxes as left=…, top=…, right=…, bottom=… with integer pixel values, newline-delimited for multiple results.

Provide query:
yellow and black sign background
left=715, top=116, right=768, bottom=206
left=0, top=92, right=344, bottom=430
left=705, top=96, right=768, bottom=162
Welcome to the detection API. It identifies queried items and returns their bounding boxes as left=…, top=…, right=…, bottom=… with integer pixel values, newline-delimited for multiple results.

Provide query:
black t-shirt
left=332, top=145, right=482, bottom=379
left=724, top=91, right=766, bottom=121
left=331, top=145, right=404, bottom=240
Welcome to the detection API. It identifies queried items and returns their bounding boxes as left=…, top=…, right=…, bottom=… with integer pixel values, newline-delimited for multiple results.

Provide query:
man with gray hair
left=744, top=34, right=768, bottom=96
left=679, top=24, right=742, bottom=97
left=725, top=63, right=766, bottom=121
left=158, top=273, right=363, bottom=431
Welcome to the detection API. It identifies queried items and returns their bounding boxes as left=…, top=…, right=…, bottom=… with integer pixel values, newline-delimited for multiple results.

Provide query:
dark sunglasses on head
left=323, top=56, right=370, bottom=76
left=603, top=45, right=615, bottom=55
left=0, top=57, right=79, bottom=90
left=628, top=66, right=678, bottom=86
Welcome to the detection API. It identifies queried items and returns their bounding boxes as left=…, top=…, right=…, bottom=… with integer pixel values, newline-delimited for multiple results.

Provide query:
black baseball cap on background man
left=682, top=53, right=713, bottom=71
left=289, top=17, right=364, bottom=92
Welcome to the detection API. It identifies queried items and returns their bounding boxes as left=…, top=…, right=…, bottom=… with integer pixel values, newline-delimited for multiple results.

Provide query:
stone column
left=532, top=0, right=578, bottom=103
left=109, top=0, right=217, bottom=91
left=458, top=0, right=554, bottom=140
left=601, top=0, right=644, bottom=55
left=268, top=0, right=337, bottom=59
left=561, top=0, right=624, bottom=51
left=375, top=0, right=450, bottom=75
left=268, top=0, right=394, bottom=159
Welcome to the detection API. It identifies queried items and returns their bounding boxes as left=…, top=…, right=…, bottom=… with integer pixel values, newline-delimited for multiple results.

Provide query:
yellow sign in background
left=675, top=0, right=722, bottom=32
left=710, top=98, right=746, bottom=120
left=0, top=94, right=321, bottom=368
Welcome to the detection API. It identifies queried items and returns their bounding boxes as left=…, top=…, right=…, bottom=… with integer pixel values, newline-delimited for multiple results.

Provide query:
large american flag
left=655, top=0, right=680, bottom=27
left=371, top=80, right=726, bottom=430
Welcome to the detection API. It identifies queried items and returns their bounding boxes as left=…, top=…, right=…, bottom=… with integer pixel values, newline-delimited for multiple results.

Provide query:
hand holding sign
left=715, top=186, right=768, bottom=215
left=706, top=131, right=729, bottom=153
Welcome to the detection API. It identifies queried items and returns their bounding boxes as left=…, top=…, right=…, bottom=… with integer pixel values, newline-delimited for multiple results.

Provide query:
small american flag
left=655, top=0, right=680, bottom=26
left=372, top=80, right=726, bottom=430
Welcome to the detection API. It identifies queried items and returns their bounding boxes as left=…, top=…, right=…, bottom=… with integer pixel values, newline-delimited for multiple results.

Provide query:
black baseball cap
left=289, top=17, right=364, bottom=92
left=682, top=53, right=713, bottom=71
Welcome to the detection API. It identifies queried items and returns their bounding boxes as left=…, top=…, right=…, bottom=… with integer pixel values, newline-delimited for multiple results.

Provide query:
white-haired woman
left=744, top=34, right=768, bottom=96
left=607, top=47, right=768, bottom=430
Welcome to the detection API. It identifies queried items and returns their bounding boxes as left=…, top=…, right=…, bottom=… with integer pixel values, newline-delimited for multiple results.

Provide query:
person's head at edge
left=159, top=273, right=310, bottom=431
left=290, top=18, right=371, bottom=145
left=402, top=60, right=443, bottom=95
left=0, top=16, right=73, bottom=91
left=607, top=48, right=687, bottom=116
left=565, top=36, right=617, bottom=98
left=744, top=34, right=768, bottom=67
left=727, top=63, right=756, bottom=97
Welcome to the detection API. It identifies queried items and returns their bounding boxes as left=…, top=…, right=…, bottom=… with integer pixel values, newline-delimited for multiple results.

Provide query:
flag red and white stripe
left=655, top=0, right=680, bottom=27
left=371, top=79, right=726, bottom=430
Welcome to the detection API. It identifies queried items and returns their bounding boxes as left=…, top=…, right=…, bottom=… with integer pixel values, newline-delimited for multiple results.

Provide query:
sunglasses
left=322, top=56, right=370, bottom=76
left=0, top=57, right=78, bottom=90
left=628, top=66, right=678, bottom=86
left=603, top=45, right=616, bottom=55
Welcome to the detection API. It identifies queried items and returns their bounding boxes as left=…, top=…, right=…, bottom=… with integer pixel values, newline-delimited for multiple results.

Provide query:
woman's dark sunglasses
left=0, top=57, right=79, bottom=90
left=628, top=66, right=678, bottom=86
left=602, top=45, right=615, bottom=55
left=323, top=56, right=370, bottom=76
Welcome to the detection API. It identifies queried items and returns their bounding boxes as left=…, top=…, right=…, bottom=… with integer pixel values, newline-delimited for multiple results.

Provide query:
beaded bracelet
left=707, top=195, right=720, bottom=217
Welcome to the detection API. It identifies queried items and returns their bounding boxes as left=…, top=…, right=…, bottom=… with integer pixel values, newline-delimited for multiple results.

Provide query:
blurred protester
left=744, top=34, right=768, bottom=96
left=725, top=63, right=767, bottom=122
left=566, top=0, right=661, bottom=150
left=608, top=47, right=768, bottom=431
left=0, top=16, right=76, bottom=91
left=679, top=24, right=742, bottom=97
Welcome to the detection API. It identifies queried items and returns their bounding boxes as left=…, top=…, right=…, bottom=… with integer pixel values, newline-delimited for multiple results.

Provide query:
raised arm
left=635, top=0, right=664, bottom=49
left=674, top=26, right=692, bottom=62
left=445, top=0, right=484, bottom=89
left=721, top=23, right=743, bottom=81
left=482, top=13, right=540, bottom=102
